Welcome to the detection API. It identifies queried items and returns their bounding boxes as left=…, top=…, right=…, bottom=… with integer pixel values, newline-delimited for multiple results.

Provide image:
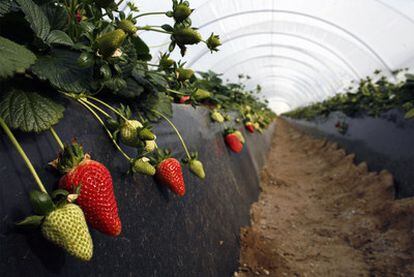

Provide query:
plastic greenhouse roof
left=125, top=0, right=414, bottom=113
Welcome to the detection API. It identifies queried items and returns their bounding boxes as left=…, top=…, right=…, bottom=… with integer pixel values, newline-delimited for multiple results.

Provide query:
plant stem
left=167, top=89, right=188, bottom=96
left=136, top=60, right=160, bottom=67
left=50, top=127, right=64, bottom=150
left=82, top=98, right=112, bottom=119
left=85, top=96, right=128, bottom=121
left=0, top=118, right=47, bottom=194
left=76, top=100, right=132, bottom=161
left=138, top=26, right=172, bottom=35
left=135, top=11, right=166, bottom=18
left=151, top=109, right=191, bottom=160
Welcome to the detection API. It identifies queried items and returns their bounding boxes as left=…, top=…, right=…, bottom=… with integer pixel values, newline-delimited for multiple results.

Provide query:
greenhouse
left=0, top=0, right=413, bottom=276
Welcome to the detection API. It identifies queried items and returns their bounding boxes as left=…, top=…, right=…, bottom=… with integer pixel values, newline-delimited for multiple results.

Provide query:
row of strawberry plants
left=0, top=0, right=274, bottom=261
left=284, top=70, right=414, bottom=121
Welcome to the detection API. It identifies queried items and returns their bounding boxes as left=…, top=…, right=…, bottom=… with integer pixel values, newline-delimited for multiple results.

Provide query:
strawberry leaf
left=16, top=0, right=50, bottom=41
left=41, top=3, right=68, bottom=30
left=0, top=0, right=14, bottom=17
left=130, top=35, right=151, bottom=61
left=0, top=36, right=37, bottom=79
left=31, top=49, right=93, bottom=93
left=46, top=30, right=74, bottom=46
left=0, top=88, right=64, bottom=132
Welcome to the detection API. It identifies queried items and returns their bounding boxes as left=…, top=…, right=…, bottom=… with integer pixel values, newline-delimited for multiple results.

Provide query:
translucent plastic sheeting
left=126, top=0, right=414, bottom=113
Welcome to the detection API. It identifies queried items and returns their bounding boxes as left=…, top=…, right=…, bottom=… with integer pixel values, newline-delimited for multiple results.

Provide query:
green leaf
left=115, top=77, right=144, bottom=98
left=46, top=30, right=74, bottom=46
left=16, top=0, right=50, bottom=41
left=41, top=3, right=67, bottom=30
left=143, top=92, right=173, bottom=121
left=0, top=0, right=13, bottom=17
left=0, top=36, right=37, bottom=78
left=130, top=35, right=151, bottom=61
left=0, top=88, right=64, bottom=132
left=16, top=215, right=44, bottom=228
left=29, top=190, right=55, bottom=215
left=405, top=108, right=414, bottom=119
left=31, top=49, right=93, bottom=93
left=161, top=24, right=174, bottom=32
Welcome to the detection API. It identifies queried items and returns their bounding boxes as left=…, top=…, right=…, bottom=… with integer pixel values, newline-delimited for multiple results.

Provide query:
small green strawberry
left=176, top=68, right=194, bottom=82
left=173, top=3, right=193, bottom=22
left=189, top=159, right=205, bottom=179
left=234, top=130, right=245, bottom=144
left=138, top=128, right=155, bottom=140
left=132, top=157, right=156, bottom=176
left=118, top=19, right=137, bottom=35
left=193, top=89, right=211, bottom=101
left=173, top=28, right=202, bottom=45
left=120, top=120, right=143, bottom=147
left=206, top=33, right=221, bottom=52
left=183, top=152, right=206, bottom=179
left=96, top=29, right=127, bottom=58
left=42, top=203, right=93, bottom=261
left=211, top=110, right=224, bottom=123
left=144, top=140, right=157, bottom=152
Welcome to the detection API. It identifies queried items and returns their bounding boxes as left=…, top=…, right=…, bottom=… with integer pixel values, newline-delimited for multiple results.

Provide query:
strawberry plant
left=0, top=0, right=276, bottom=261
left=284, top=69, right=414, bottom=120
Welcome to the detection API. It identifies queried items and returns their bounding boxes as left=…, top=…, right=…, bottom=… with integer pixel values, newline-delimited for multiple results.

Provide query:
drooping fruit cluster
left=53, top=142, right=122, bottom=237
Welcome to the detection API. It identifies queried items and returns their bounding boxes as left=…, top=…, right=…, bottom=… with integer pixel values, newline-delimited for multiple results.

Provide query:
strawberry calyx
left=16, top=187, right=75, bottom=227
left=54, top=141, right=87, bottom=173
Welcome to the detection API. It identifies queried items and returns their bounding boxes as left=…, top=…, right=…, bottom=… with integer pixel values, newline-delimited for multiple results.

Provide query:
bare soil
left=236, top=119, right=414, bottom=277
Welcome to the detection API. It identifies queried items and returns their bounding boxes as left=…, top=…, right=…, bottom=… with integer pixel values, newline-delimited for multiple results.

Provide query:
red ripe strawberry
left=225, top=133, right=243, bottom=153
left=155, top=158, right=185, bottom=196
left=55, top=142, right=121, bottom=236
left=245, top=123, right=255, bottom=133
left=179, top=95, right=190, bottom=104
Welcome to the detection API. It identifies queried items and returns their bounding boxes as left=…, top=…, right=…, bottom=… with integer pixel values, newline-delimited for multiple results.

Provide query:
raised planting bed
left=285, top=109, right=414, bottom=198
left=0, top=103, right=275, bottom=276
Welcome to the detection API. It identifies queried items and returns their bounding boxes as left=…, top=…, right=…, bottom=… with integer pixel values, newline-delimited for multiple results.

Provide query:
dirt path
left=237, top=119, right=414, bottom=277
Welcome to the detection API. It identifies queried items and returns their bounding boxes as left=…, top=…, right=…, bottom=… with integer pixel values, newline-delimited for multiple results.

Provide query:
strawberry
left=234, top=130, right=245, bottom=144
left=225, top=133, right=243, bottom=153
left=193, top=89, right=211, bottom=101
left=18, top=191, right=93, bottom=261
left=206, top=33, right=221, bottom=52
left=118, top=19, right=137, bottom=35
left=179, top=95, right=190, bottom=104
left=211, top=110, right=224, bottom=123
left=155, top=157, right=185, bottom=196
left=55, top=142, right=122, bottom=236
left=144, top=139, right=157, bottom=152
left=138, top=128, right=155, bottom=140
left=189, top=159, right=205, bottom=179
left=120, top=119, right=143, bottom=147
left=96, top=29, right=126, bottom=58
left=173, top=28, right=202, bottom=45
left=159, top=53, right=175, bottom=69
left=176, top=68, right=194, bottom=82
left=132, top=157, right=156, bottom=176
left=245, top=122, right=255, bottom=133
left=42, top=203, right=93, bottom=261
left=173, top=3, right=193, bottom=22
